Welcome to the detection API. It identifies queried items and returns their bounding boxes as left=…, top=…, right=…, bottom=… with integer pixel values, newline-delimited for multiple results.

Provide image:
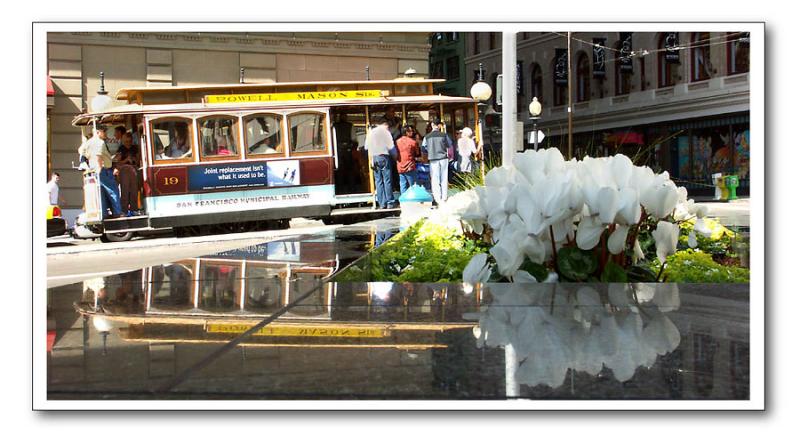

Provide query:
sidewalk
left=696, top=198, right=750, bottom=228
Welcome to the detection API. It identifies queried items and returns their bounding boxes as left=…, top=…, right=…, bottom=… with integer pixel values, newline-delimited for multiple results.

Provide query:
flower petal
left=576, top=216, right=606, bottom=250
left=607, top=224, right=630, bottom=255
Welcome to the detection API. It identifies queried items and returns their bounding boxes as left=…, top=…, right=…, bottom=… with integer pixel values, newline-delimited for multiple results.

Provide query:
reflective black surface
left=46, top=219, right=749, bottom=401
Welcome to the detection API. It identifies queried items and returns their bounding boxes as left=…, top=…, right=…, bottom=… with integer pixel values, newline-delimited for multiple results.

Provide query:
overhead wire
left=547, top=31, right=750, bottom=65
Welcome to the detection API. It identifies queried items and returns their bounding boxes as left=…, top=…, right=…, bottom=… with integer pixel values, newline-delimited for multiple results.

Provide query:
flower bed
left=334, top=219, right=490, bottom=283
left=336, top=148, right=748, bottom=284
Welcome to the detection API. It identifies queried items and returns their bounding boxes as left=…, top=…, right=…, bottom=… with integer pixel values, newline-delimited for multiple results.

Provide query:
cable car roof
left=72, top=93, right=477, bottom=126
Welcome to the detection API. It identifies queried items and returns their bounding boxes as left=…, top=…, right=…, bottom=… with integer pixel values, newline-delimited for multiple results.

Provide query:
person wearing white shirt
left=365, top=119, right=397, bottom=209
left=47, top=172, right=62, bottom=206
left=457, top=127, right=478, bottom=173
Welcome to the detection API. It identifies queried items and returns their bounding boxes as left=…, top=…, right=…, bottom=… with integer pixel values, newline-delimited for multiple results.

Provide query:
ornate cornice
left=47, top=32, right=431, bottom=60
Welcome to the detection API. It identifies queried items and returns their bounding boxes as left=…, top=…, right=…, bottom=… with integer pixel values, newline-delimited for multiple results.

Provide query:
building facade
left=429, top=32, right=467, bottom=97
left=46, top=32, right=431, bottom=222
left=465, top=32, right=751, bottom=195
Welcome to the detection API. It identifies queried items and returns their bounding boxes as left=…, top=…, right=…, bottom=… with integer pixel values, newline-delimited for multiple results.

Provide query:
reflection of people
left=396, top=125, right=421, bottom=194
left=422, top=119, right=450, bottom=205
left=366, top=119, right=396, bottom=209
left=165, top=264, right=191, bottom=305
left=165, top=123, right=190, bottom=158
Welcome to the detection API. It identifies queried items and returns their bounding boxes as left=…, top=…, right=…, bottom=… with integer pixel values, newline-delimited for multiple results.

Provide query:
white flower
left=576, top=215, right=606, bottom=250
left=490, top=237, right=525, bottom=278
left=520, top=235, right=547, bottom=264
left=615, top=187, right=641, bottom=225
left=463, top=253, right=491, bottom=283
left=641, top=182, right=679, bottom=219
left=607, top=224, right=630, bottom=255
left=688, top=230, right=698, bottom=248
left=597, top=186, right=620, bottom=224
left=691, top=204, right=709, bottom=218
left=484, top=166, right=514, bottom=188
left=653, top=221, right=680, bottom=263
left=694, top=217, right=713, bottom=237
left=632, top=238, right=645, bottom=263
left=611, top=153, right=634, bottom=188
left=511, top=270, right=539, bottom=283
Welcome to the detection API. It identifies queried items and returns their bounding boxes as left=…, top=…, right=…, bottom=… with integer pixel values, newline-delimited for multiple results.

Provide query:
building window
left=691, top=32, right=712, bottom=82
left=576, top=52, right=591, bottom=102
left=530, top=63, right=543, bottom=105
left=640, top=57, right=647, bottom=91
left=615, top=41, right=632, bottom=95
left=432, top=60, right=444, bottom=79
left=198, top=115, right=239, bottom=160
left=553, top=63, right=567, bottom=106
left=473, top=33, right=480, bottom=55
left=489, top=33, right=497, bottom=51
left=659, top=33, right=680, bottom=88
left=728, top=32, right=750, bottom=75
left=490, top=72, right=500, bottom=111
left=446, top=56, right=459, bottom=81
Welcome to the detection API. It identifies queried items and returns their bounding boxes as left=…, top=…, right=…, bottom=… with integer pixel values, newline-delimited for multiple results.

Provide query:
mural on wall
left=677, top=136, right=691, bottom=180
left=735, top=128, right=750, bottom=180
left=692, top=134, right=713, bottom=180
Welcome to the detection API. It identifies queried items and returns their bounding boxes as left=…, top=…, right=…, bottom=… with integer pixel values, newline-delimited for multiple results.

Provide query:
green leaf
left=601, top=260, right=628, bottom=282
left=557, top=246, right=598, bottom=281
left=520, top=259, right=550, bottom=282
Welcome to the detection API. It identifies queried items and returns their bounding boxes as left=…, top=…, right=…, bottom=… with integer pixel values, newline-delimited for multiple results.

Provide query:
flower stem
left=549, top=225, right=559, bottom=272
left=655, top=261, right=667, bottom=282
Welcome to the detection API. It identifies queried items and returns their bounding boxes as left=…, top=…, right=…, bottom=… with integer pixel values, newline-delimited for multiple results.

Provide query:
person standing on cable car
left=333, top=113, right=358, bottom=193
left=396, top=125, right=421, bottom=194
left=82, top=125, right=123, bottom=218
left=114, top=132, right=140, bottom=216
left=365, top=118, right=397, bottom=209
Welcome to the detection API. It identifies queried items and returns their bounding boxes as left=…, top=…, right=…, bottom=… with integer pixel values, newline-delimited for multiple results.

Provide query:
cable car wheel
left=100, top=231, right=134, bottom=243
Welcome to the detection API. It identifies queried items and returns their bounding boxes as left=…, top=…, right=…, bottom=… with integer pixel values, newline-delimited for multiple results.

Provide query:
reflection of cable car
left=73, top=237, right=480, bottom=348
left=72, top=78, right=480, bottom=242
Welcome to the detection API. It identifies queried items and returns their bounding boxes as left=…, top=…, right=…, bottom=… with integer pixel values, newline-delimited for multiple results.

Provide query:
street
left=46, top=218, right=341, bottom=288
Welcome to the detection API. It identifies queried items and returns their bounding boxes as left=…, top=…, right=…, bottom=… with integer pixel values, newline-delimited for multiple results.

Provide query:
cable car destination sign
left=206, top=89, right=387, bottom=104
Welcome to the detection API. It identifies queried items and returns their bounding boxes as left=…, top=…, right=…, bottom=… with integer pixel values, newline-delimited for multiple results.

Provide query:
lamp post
left=90, top=72, right=112, bottom=114
left=470, top=63, right=492, bottom=182
left=528, top=97, right=542, bottom=150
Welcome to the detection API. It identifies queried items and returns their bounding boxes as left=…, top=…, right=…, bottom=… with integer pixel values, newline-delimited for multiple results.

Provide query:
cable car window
left=244, top=114, right=284, bottom=157
left=199, top=116, right=239, bottom=160
left=288, top=112, right=326, bottom=154
left=151, top=118, right=194, bottom=163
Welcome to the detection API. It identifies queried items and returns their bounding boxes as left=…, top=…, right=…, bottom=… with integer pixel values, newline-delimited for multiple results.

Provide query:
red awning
left=47, top=76, right=55, bottom=97
left=604, top=131, right=645, bottom=146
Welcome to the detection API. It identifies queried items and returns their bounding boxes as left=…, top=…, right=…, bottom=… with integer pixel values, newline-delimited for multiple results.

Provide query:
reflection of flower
left=469, top=283, right=681, bottom=389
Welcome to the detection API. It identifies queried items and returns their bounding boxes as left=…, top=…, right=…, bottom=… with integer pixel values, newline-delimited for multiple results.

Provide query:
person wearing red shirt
left=396, top=125, right=422, bottom=194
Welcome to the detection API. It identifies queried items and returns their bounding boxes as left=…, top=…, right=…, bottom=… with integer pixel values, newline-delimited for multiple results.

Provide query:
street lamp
left=90, top=71, right=112, bottom=114
left=528, top=97, right=542, bottom=150
left=470, top=63, right=492, bottom=181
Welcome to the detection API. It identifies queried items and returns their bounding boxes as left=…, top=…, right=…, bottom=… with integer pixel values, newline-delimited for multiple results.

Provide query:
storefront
left=540, top=112, right=749, bottom=197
